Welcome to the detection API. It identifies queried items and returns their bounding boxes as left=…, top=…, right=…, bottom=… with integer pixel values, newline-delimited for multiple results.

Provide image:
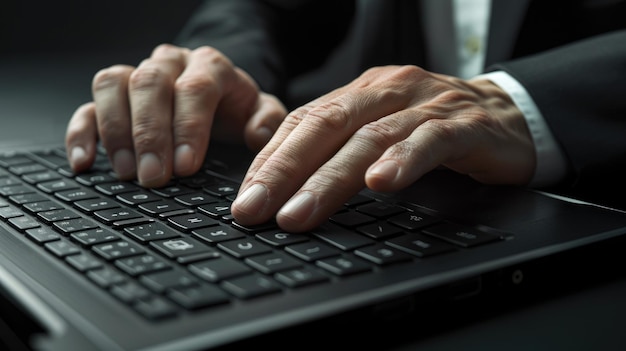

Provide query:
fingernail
left=368, top=160, right=400, bottom=182
left=138, top=152, right=164, bottom=185
left=278, top=191, right=317, bottom=224
left=174, top=144, right=195, bottom=175
left=70, top=146, right=88, bottom=167
left=112, top=149, right=136, bottom=179
left=233, top=183, right=268, bottom=217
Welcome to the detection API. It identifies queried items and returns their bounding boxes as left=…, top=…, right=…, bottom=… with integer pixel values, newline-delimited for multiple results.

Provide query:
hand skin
left=230, top=65, right=536, bottom=232
left=65, top=44, right=287, bottom=187
left=66, top=46, right=535, bottom=234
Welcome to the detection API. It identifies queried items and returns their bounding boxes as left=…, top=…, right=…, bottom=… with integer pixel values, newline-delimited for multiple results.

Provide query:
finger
left=65, top=102, right=99, bottom=173
left=128, top=44, right=188, bottom=187
left=171, top=47, right=256, bottom=177
left=365, top=117, right=459, bottom=192
left=275, top=110, right=422, bottom=231
left=366, top=111, right=534, bottom=193
left=232, top=82, right=412, bottom=226
left=91, top=64, right=135, bottom=179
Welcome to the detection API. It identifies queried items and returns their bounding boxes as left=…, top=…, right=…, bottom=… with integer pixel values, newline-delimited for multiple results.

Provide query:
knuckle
left=175, top=75, right=217, bottom=96
left=282, top=108, right=308, bottom=129
left=128, top=64, right=166, bottom=91
left=132, top=121, right=165, bottom=149
left=151, top=43, right=179, bottom=57
left=305, top=98, right=352, bottom=131
left=194, top=46, right=232, bottom=66
left=354, top=119, right=400, bottom=151
left=420, top=118, right=458, bottom=141
left=255, top=155, right=300, bottom=186
left=92, top=65, right=131, bottom=91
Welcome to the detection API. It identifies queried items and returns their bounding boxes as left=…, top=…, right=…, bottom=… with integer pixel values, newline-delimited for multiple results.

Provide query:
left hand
left=231, top=65, right=536, bottom=232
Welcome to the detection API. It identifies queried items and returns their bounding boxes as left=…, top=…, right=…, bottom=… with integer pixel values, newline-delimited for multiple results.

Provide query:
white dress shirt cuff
left=475, top=71, right=568, bottom=187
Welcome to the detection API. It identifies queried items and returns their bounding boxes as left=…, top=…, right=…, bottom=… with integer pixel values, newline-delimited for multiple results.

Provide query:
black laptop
left=1, top=41, right=626, bottom=350
left=1, top=130, right=626, bottom=351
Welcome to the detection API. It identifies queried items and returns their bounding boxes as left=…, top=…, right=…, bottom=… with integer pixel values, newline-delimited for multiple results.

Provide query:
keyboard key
left=385, top=233, right=455, bottom=257
left=45, top=240, right=82, bottom=257
left=139, top=269, right=199, bottom=293
left=8, top=214, right=40, bottom=231
left=221, top=274, right=282, bottom=299
left=75, top=172, right=117, bottom=186
left=133, top=296, right=178, bottom=320
left=285, top=242, right=341, bottom=262
left=87, top=267, right=127, bottom=288
left=37, top=209, right=80, bottom=223
left=422, top=222, right=500, bottom=247
left=245, top=252, right=303, bottom=274
left=53, top=218, right=100, bottom=234
left=37, top=179, right=80, bottom=193
left=329, top=211, right=376, bottom=228
left=124, top=222, right=180, bottom=243
left=192, top=225, right=246, bottom=244
left=92, top=240, right=145, bottom=260
left=316, top=256, right=372, bottom=276
left=74, top=198, right=120, bottom=213
left=138, top=200, right=187, bottom=217
left=116, top=191, right=162, bottom=206
left=94, top=208, right=143, bottom=224
left=55, top=189, right=100, bottom=202
left=388, top=211, right=441, bottom=231
left=217, top=238, right=272, bottom=258
left=71, top=228, right=120, bottom=246
left=9, top=193, right=48, bottom=205
left=274, top=268, right=329, bottom=288
left=23, top=200, right=64, bottom=213
left=25, top=227, right=61, bottom=243
left=255, top=231, right=310, bottom=247
left=150, top=237, right=218, bottom=259
left=354, top=244, right=413, bottom=265
left=111, top=281, right=153, bottom=303
left=188, top=256, right=251, bottom=283
left=312, top=223, right=375, bottom=251
left=66, top=253, right=104, bottom=272
left=168, top=213, right=218, bottom=232
left=115, top=254, right=171, bottom=276
left=357, top=222, right=404, bottom=240
left=167, top=285, right=230, bottom=310
left=95, top=182, right=140, bottom=196
left=356, top=202, right=406, bottom=219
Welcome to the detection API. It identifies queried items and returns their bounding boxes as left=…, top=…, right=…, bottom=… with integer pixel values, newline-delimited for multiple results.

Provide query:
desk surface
left=1, top=53, right=626, bottom=351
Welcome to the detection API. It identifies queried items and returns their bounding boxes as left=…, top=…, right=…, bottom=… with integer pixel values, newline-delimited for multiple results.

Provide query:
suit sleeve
left=174, top=0, right=356, bottom=102
left=490, top=29, right=626, bottom=205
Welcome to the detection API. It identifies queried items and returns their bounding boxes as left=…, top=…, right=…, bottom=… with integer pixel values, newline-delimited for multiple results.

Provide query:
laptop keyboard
left=0, top=147, right=503, bottom=320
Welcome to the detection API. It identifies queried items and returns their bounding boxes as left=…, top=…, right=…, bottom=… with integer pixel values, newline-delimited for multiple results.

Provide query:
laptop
left=2, top=60, right=626, bottom=351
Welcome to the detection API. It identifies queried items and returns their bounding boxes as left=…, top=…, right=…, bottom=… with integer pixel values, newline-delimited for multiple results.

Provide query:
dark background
left=0, top=1, right=203, bottom=55
left=0, top=0, right=204, bottom=147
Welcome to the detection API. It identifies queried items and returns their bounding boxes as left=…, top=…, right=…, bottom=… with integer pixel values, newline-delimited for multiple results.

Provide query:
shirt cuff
left=475, top=71, right=568, bottom=187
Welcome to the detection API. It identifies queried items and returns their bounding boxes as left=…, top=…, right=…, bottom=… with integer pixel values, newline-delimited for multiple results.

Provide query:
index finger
left=231, top=73, right=415, bottom=226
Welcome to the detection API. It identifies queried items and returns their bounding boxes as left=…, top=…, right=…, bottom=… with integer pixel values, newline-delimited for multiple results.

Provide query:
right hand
left=65, top=44, right=287, bottom=187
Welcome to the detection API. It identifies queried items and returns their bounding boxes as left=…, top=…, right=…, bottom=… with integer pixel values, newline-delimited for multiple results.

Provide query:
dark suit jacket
left=176, top=0, right=626, bottom=208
